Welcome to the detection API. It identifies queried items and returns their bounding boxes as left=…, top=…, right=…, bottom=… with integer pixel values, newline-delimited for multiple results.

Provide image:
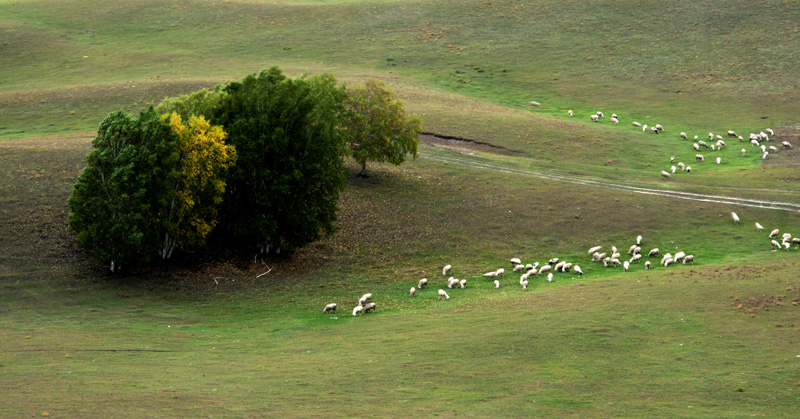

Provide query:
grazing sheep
left=438, top=289, right=450, bottom=300
left=760, top=132, right=769, bottom=142
left=418, top=278, right=428, bottom=289
left=611, top=245, right=618, bottom=254
left=563, top=263, right=573, bottom=272
left=633, top=121, right=642, bottom=127
left=546, top=273, right=553, bottom=283
left=677, top=162, right=685, bottom=171
left=762, top=151, right=769, bottom=160
left=680, top=132, right=688, bottom=140
left=741, top=149, right=746, bottom=157
left=731, top=212, right=739, bottom=224
left=630, top=254, right=642, bottom=263
left=651, top=126, right=660, bottom=134
left=693, top=143, right=700, bottom=151
left=353, top=305, right=364, bottom=316
left=643, top=124, right=648, bottom=132
left=597, top=111, right=604, bottom=118
left=633, top=246, right=642, bottom=255
left=610, top=116, right=619, bottom=124
left=768, top=145, right=778, bottom=153
left=716, top=135, right=723, bottom=140
left=661, top=253, right=673, bottom=266
left=792, top=238, right=800, bottom=245
left=683, top=255, right=694, bottom=264
left=645, top=261, right=651, bottom=270
left=771, top=240, right=781, bottom=250
left=623, top=261, right=630, bottom=272
left=727, top=130, right=736, bottom=137
left=670, top=155, right=675, bottom=163
left=323, top=303, right=338, bottom=313
left=457, top=278, right=465, bottom=288
left=612, top=114, right=618, bottom=119
left=628, top=244, right=637, bottom=255
left=494, top=279, right=500, bottom=288
left=359, top=293, right=373, bottom=306
left=695, top=154, right=705, bottom=162
left=548, top=258, right=560, bottom=265
left=611, top=252, right=621, bottom=260
left=783, top=141, right=793, bottom=149
left=364, top=302, right=377, bottom=313
left=717, top=140, right=726, bottom=148
left=522, top=280, right=528, bottom=291
left=588, top=245, right=603, bottom=254
left=591, top=252, right=604, bottom=263
left=686, top=166, right=691, bottom=174
left=574, top=265, right=583, bottom=275
left=655, top=124, right=664, bottom=132
left=674, top=251, right=686, bottom=263
left=648, top=248, right=659, bottom=257
left=765, top=128, right=774, bottom=136
left=660, top=170, right=670, bottom=180
left=671, top=166, right=676, bottom=174
left=611, top=258, right=621, bottom=267
left=530, top=101, right=541, bottom=107
left=708, top=133, right=714, bottom=140
left=526, top=263, right=534, bottom=270
left=755, top=222, right=764, bottom=231
left=602, top=257, right=611, bottom=267
left=447, top=277, right=459, bottom=289
left=554, top=261, right=566, bottom=272
left=513, top=264, right=526, bottom=272
left=520, top=273, right=529, bottom=284
left=510, top=257, right=522, bottom=266
left=663, top=257, right=674, bottom=267
left=750, top=139, right=760, bottom=147
left=443, top=265, right=452, bottom=276
left=694, top=135, right=699, bottom=140
left=769, top=228, right=780, bottom=238
left=711, top=144, right=716, bottom=151
left=738, top=136, right=744, bottom=141
left=761, top=144, right=767, bottom=153
left=410, top=287, right=416, bottom=297
left=716, top=157, right=721, bottom=165
left=698, top=141, right=708, bottom=148
left=496, top=268, right=505, bottom=277
left=591, top=114, right=599, bottom=122
left=637, top=235, right=643, bottom=245
left=568, top=109, right=573, bottom=117
left=538, top=264, right=552, bottom=274
left=483, top=271, right=499, bottom=279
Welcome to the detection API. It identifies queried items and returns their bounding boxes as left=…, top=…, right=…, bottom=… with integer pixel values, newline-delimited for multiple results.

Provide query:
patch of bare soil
left=419, top=132, right=522, bottom=156
left=768, top=123, right=800, bottom=168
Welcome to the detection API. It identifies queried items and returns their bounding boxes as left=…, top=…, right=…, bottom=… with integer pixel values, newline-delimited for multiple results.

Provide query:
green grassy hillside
left=1, top=0, right=800, bottom=417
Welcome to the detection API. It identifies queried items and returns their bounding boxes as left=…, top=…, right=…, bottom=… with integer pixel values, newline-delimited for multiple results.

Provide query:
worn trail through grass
left=420, top=150, right=800, bottom=213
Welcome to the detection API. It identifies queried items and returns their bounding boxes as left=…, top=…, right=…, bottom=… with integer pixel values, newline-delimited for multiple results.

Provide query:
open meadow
left=2, top=0, right=800, bottom=417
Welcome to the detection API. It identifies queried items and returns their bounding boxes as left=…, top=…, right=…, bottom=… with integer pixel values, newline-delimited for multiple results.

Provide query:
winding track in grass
left=420, top=152, right=800, bottom=213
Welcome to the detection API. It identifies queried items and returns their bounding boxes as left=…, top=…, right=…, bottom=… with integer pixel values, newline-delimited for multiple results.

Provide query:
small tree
left=343, top=78, right=422, bottom=177
left=68, top=107, right=179, bottom=272
left=159, top=113, right=237, bottom=259
left=214, top=67, right=349, bottom=253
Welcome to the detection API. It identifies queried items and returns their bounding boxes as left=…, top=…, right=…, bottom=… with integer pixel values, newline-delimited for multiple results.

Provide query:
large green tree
left=343, top=78, right=422, bottom=177
left=68, top=107, right=179, bottom=272
left=214, top=67, right=349, bottom=253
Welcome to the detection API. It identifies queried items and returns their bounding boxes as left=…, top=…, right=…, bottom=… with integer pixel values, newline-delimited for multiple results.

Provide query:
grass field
left=2, top=0, right=800, bottom=417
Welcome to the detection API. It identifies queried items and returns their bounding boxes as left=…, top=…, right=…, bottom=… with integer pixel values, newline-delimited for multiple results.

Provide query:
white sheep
left=674, top=251, right=686, bottom=263
left=353, top=305, right=364, bottom=316
left=447, top=277, right=459, bottom=289
left=538, top=264, right=552, bottom=275
left=686, top=166, right=691, bottom=174
left=410, top=287, right=416, bottom=297
left=755, top=222, right=764, bottom=231
left=519, top=273, right=529, bottom=285
left=693, top=143, right=700, bottom=151
left=530, top=101, right=541, bottom=107
left=612, top=113, right=618, bottom=119
left=760, top=132, right=769, bottom=142
left=588, top=245, right=603, bottom=254
left=750, top=139, right=760, bottom=147
left=727, top=130, right=736, bottom=137
left=602, top=257, right=611, bottom=267
left=623, top=261, right=630, bottom=272
left=554, top=261, right=566, bottom=272
left=671, top=166, right=677, bottom=174
left=627, top=244, right=637, bottom=255
left=769, top=228, right=780, bottom=238
left=597, top=111, right=604, bottom=118
left=513, top=264, right=526, bottom=272
left=611, top=245, right=618, bottom=254
left=592, top=252, right=603, bottom=262
left=459, top=279, right=466, bottom=289
left=698, top=141, right=708, bottom=148
left=359, top=293, right=373, bottom=306
left=677, top=162, right=685, bottom=171
left=495, top=268, right=505, bottom=277
left=694, top=135, right=699, bottom=140
left=525, top=263, right=534, bottom=271
left=574, top=265, right=583, bottom=275
left=546, top=273, right=553, bottom=283
left=765, top=128, right=774, bottom=136
left=510, top=257, right=521, bottom=266
left=483, top=270, right=498, bottom=279
left=648, top=248, right=659, bottom=257
left=643, top=124, right=648, bottom=132
left=731, top=212, right=739, bottom=224
left=610, top=116, right=619, bottom=124
left=568, top=109, right=573, bottom=117
left=768, top=145, right=778, bottom=153
left=364, top=302, right=377, bottom=313
left=323, top=303, right=338, bottom=313
left=716, top=157, right=721, bottom=165
left=522, top=280, right=528, bottom=291
left=633, top=121, right=642, bottom=127
left=717, top=139, right=726, bottom=148
left=783, top=141, right=793, bottom=149
left=633, top=246, right=642, bottom=255
left=611, top=258, right=621, bottom=267
left=695, top=154, right=704, bottom=162
left=661, top=253, right=673, bottom=266
left=680, top=132, right=688, bottom=139
left=418, top=278, right=428, bottom=289
left=683, top=255, right=694, bottom=264
left=655, top=124, right=664, bottom=132
left=663, top=257, right=674, bottom=267
left=630, top=254, right=642, bottom=263
left=708, top=132, right=714, bottom=140
left=563, top=263, right=573, bottom=272
left=771, top=240, right=781, bottom=250
left=442, top=265, right=452, bottom=276
left=611, top=252, right=621, bottom=260
left=670, top=155, right=675, bottom=163
left=741, top=149, right=746, bottom=157
left=591, top=114, right=599, bottom=122
left=762, top=151, right=769, bottom=160
left=716, top=134, right=723, bottom=140
left=438, top=289, right=450, bottom=300
left=645, top=261, right=651, bottom=270
left=494, top=279, right=500, bottom=288
left=637, top=235, right=643, bottom=245
left=760, top=144, right=767, bottom=153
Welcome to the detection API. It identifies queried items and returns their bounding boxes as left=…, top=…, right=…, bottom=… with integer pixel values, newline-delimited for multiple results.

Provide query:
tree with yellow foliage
left=160, top=113, right=237, bottom=259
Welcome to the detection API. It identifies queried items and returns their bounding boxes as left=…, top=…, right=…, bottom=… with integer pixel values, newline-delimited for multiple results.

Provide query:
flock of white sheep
left=567, top=110, right=793, bottom=179
left=734, top=212, right=800, bottom=252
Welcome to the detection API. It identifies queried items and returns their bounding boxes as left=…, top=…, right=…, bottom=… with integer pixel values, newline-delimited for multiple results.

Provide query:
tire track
left=419, top=152, right=800, bottom=213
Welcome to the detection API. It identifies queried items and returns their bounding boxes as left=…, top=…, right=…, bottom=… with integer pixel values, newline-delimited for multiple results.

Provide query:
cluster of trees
left=68, top=68, right=421, bottom=272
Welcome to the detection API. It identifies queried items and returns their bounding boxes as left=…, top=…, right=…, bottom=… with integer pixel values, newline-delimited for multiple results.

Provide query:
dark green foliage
left=68, top=107, right=179, bottom=271
left=215, top=67, right=348, bottom=252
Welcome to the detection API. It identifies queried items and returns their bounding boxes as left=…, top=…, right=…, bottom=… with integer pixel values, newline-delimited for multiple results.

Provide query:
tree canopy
left=214, top=67, right=349, bottom=253
left=68, top=107, right=179, bottom=272
left=343, top=78, right=422, bottom=177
